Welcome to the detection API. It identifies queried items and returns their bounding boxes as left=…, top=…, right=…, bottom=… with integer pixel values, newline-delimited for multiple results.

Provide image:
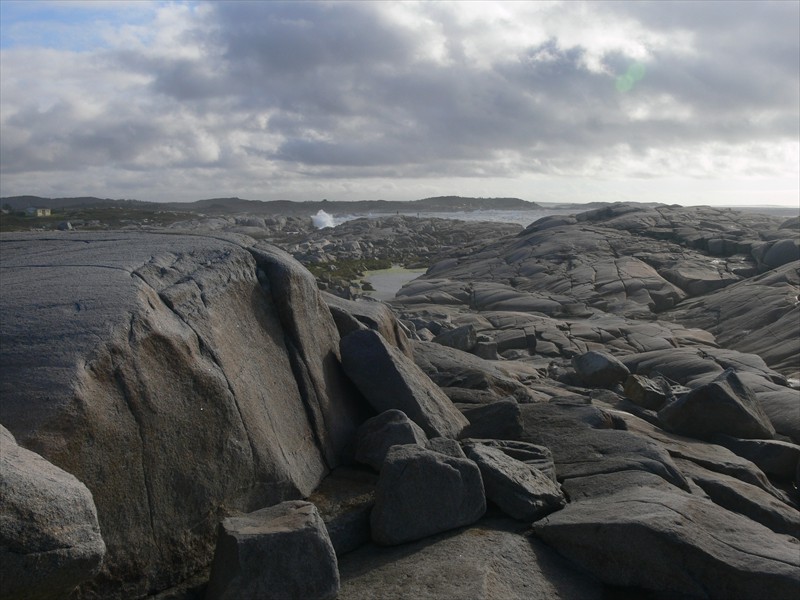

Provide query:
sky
left=0, top=0, right=798, bottom=206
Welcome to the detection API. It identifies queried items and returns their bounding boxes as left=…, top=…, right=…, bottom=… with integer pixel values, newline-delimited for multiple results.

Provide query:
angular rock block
left=206, top=500, right=339, bottom=600
left=463, top=438, right=559, bottom=483
left=534, top=485, right=800, bottom=599
left=355, top=409, right=428, bottom=470
left=370, top=445, right=486, bottom=545
left=0, top=426, right=106, bottom=600
left=658, top=368, right=776, bottom=440
left=340, top=329, right=469, bottom=438
left=433, top=324, right=478, bottom=353
left=623, top=373, right=671, bottom=410
left=459, top=399, right=523, bottom=440
left=572, top=350, right=630, bottom=388
left=465, top=443, right=566, bottom=522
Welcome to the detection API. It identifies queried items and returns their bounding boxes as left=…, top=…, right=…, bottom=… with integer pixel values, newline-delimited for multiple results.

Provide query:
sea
left=314, top=208, right=576, bottom=229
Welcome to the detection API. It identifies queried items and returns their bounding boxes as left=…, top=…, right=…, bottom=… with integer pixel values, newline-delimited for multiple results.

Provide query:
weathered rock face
left=340, top=329, right=469, bottom=439
left=205, top=501, right=339, bottom=600
left=0, top=233, right=363, bottom=599
left=0, top=426, right=106, bottom=600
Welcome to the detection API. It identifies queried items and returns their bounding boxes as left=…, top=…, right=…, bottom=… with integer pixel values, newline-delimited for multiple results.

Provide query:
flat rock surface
left=339, top=517, right=602, bottom=600
left=534, top=484, right=800, bottom=599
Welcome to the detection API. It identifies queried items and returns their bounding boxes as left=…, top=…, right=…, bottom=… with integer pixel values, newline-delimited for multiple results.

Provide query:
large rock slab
left=341, top=329, right=468, bottom=439
left=675, top=458, right=800, bottom=538
left=206, top=501, right=339, bottom=600
left=0, top=233, right=362, bottom=598
left=519, top=402, right=691, bottom=491
left=339, top=518, right=602, bottom=600
left=658, top=368, right=776, bottom=440
left=0, top=425, right=106, bottom=600
left=464, top=443, right=566, bottom=522
left=370, top=445, right=486, bottom=545
left=534, top=484, right=800, bottom=599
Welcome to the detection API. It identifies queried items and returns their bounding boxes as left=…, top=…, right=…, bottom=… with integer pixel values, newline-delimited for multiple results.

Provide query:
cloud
left=0, top=0, right=797, bottom=204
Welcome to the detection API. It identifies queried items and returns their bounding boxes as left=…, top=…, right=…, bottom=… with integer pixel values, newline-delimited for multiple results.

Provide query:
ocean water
left=324, top=208, right=576, bottom=229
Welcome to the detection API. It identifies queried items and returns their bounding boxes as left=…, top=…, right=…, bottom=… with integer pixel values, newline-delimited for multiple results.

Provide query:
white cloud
left=0, top=0, right=797, bottom=205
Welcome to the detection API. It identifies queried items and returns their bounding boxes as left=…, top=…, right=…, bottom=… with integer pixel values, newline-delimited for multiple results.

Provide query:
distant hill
left=1, top=196, right=158, bottom=210
left=169, top=195, right=540, bottom=215
left=3, top=195, right=541, bottom=215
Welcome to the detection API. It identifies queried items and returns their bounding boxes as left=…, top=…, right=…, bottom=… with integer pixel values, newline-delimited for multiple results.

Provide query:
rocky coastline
left=1, top=202, right=798, bottom=599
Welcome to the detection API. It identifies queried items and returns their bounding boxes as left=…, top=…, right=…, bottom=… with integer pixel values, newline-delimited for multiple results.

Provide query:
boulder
left=464, top=443, right=566, bottom=522
left=339, top=518, right=602, bottom=600
left=340, top=329, right=469, bottom=439
left=426, top=436, right=466, bottom=459
left=206, top=501, right=339, bottom=600
left=658, top=368, right=776, bottom=440
left=458, top=399, right=524, bottom=440
left=354, top=410, right=428, bottom=471
left=370, top=445, right=486, bottom=545
left=572, top=351, right=630, bottom=388
left=0, top=426, right=106, bottom=600
left=0, top=233, right=362, bottom=597
left=623, top=373, right=671, bottom=410
left=433, top=324, right=477, bottom=353
left=462, top=439, right=559, bottom=483
left=324, top=293, right=413, bottom=358
left=534, top=485, right=800, bottom=599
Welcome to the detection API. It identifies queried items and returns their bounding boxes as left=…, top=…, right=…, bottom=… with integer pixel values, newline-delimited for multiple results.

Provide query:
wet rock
left=370, top=445, right=485, bottom=545
left=341, top=329, right=468, bottom=439
left=206, top=501, right=339, bottom=600
left=658, top=368, right=776, bottom=440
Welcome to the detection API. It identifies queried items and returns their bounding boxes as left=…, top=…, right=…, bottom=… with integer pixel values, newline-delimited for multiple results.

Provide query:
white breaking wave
left=311, top=209, right=336, bottom=229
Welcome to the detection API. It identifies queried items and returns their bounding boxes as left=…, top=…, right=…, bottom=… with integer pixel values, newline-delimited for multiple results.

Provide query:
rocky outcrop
left=0, top=232, right=363, bottom=598
left=2, top=204, right=798, bottom=599
left=205, top=501, right=339, bottom=600
left=0, top=426, right=105, bottom=600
